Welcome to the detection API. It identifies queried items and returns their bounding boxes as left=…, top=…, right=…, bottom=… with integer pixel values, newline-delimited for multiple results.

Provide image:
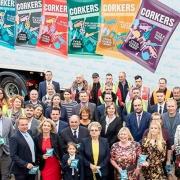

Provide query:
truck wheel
left=0, top=77, right=26, bottom=97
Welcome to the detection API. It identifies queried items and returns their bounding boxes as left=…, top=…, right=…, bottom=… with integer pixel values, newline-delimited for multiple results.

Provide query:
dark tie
left=73, top=130, right=77, bottom=139
left=159, top=106, right=162, bottom=114
left=137, top=115, right=141, bottom=128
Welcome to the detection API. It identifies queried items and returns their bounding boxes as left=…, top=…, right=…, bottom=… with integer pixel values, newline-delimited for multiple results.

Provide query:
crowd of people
left=0, top=70, right=180, bottom=180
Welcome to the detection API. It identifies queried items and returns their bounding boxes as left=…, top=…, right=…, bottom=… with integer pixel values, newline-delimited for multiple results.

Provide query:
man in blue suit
left=126, top=97, right=151, bottom=142
left=38, top=71, right=60, bottom=100
left=10, top=116, right=36, bottom=180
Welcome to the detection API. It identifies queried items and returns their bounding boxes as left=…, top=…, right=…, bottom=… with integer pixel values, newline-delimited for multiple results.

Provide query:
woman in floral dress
left=141, top=121, right=166, bottom=179
left=110, top=127, right=141, bottom=180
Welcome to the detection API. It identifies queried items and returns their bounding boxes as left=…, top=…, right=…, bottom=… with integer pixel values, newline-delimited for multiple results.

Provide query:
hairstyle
left=45, top=70, right=52, bottom=75
left=132, top=87, right=141, bottom=92
left=47, top=84, right=55, bottom=90
left=16, top=115, right=28, bottom=126
left=25, top=103, right=34, bottom=109
left=132, top=96, right=142, bottom=105
left=159, top=77, right=167, bottom=83
left=156, top=90, right=165, bottom=95
left=150, top=112, right=163, bottom=125
left=50, top=107, right=60, bottom=114
left=79, top=90, right=88, bottom=96
left=67, top=142, right=78, bottom=151
left=166, top=98, right=177, bottom=106
left=51, top=93, right=61, bottom=106
left=79, top=107, right=91, bottom=119
left=117, top=127, right=134, bottom=141
left=106, top=73, right=112, bottom=77
left=11, top=95, right=24, bottom=107
left=145, top=121, right=165, bottom=152
left=88, top=122, right=102, bottom=132
left=173, top=86, right=180, bottom=91
left=38, top=118, right=56, bottom=133
left=0, top=87, right=9, bottom=103
left=134, top=75, right=142, bottom=80
left=105, top=103, right=119, bottom=117
left=34, top=104, right=44, bottom=121
left=64, top=89, right=71, bottom=94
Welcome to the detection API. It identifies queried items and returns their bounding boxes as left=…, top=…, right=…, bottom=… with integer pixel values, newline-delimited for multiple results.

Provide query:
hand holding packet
left=45, top=148, right=54, bottom=157
left=120, top=169, right=128, bottom=180
left=138, top=154, right=148, bottom=165
left=28, top=166, right=39, bottom=174
left=70, top=159, right=79, bottom=169
left=0, top=137, right=5, bottom=145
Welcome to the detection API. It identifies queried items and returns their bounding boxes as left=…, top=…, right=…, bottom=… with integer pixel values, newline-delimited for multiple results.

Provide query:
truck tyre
left=0, top=76, right=26, bottom=97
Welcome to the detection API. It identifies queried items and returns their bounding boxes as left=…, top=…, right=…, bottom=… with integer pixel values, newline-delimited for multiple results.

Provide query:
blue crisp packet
left=165, top=164, right=173, bottom=174
left=0, top=137, right=5, bottom=145
left=28, top=166, right=39, bottom=174
left=120, top=169, right=128, bottom=180
left=138, top=154, right=148, bottom=165
left=97, top=168, right=102, bottom=177
left=45, top=148, right=54, bottom=156
left=76, top=143, right=81, bottom=149
left=70, top=159, right=79, bottom=169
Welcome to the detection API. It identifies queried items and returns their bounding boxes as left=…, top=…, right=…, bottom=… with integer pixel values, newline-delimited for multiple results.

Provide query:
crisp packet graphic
left=29, top=166, right=39, bottom=174
left=137, top=154, right=148, bottom=165
left=120, top=169, right=128, bottom=180
left=45, top=148, right=54, bottom=156
left=119, top=0, right=180, bottom=72
left=96, top=0, right=140, bottom=60
left=0, top=0, right=16, bottom=49
left=70, top=159, right=79, bottom=169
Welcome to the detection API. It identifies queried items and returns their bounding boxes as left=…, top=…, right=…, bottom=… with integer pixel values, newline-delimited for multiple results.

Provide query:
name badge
left=45, top=148, right=54, bottom=156
left=29, top=166, right=39, bottom=174
left=70, top=159, right=79, bottom=169
left=0, top=138, right=5, bottom=145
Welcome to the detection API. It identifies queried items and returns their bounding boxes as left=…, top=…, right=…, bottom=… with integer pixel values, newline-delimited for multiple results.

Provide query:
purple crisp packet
left=119, top=0, right=180, bottom=72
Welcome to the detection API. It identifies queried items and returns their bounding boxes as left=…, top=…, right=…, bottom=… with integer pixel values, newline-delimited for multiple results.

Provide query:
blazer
left=72, top=102, right=96, bottom=120
left=80, top=137, right=110, bottom=177
left=148, top=103, right=167, bottom=114
left=30, top=118, right=40, bottom=138
left=38, top=80, right=60, bottom=100
left=34, top=133, right=62, bottom=170
left=9, top=130, right=36, bottom=175
left=45, top=106, right=68, bottom=122
left=126, top=111, right=151, bottom=142
left=0, top=117, right=14, bottom=156
left=57, top=120, right=68, bottom=135
left=60, top=126, right=89, bottom=153
left=61, top=154, right=84, bottom=180
left=99, top=116, right=123, bottom=147
left=162, top=112, right=180, bottom=145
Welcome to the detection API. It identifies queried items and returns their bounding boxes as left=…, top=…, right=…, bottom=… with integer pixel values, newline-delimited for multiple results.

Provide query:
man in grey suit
left=25, top=104, right=40, bottom=138
left=162, top=98, right=180, bottom=146
left=72, top=91, right=96, bottom=120
left=0, top=106, right=14, bottom=180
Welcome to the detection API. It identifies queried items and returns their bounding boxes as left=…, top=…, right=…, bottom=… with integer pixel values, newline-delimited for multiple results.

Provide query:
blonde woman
left=142, top=121, right=166, bottom=179
left=110, top=127, right=141, bottom=180
left=34, top=118, right=62, bottom=180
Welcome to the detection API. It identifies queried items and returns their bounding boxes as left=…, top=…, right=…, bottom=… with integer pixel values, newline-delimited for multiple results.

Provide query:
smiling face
left=34, top=106, right=43, bottom=118
left=89, top=125, right=100, bottom=138
left=133, top=99, right=143, bottom=113
left=52, top=96, right=61, bottom=106
left=18, top=119, right=28, bottom=133
left=42, top=121, right=52, bottom=133
left=149, top=123, right=160, bottom=137
left=13, top=98, right=22, bottom=109
left=67, top=144, right=76, bottom=156
left=106, top=104, right=116, bottom=116
left=118, top=130, right=129, bottom=143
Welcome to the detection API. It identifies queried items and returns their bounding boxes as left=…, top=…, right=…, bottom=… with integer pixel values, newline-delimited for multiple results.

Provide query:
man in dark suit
left=60, top=115, right=89, bottom=153
left=148, top=90, right=167, bottom=114
left=10, top=116, right=36, bottom=180
left=50, top=107, right=68, bottom=135
left=72, top=91, right=96, bottom=120
left=24, top=104, right=40, bottom=138
left=0, top=106, right=14, bottom=180
left=126, top=97, right=151, bottom=142
left=38, top=71, right=60, bottom=100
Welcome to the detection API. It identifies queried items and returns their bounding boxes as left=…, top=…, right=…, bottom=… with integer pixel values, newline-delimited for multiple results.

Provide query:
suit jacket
left=80, top=137, right=109, bottom=177
left=61, top=154, right=84, bottom=180
left=72, top=102, right=96, bottom=120
left=99, top=116, right=123, bottom=147
left=148, top=103, right=167, bottom=114
left=57, top=120, right=68, bottom=135
left=0, top=117, right=14, bottom=156
left=38, top=80, right=60, bottom=100
left=34, top=133, right=62, bottom=170
left=45, top=106, right=68, bottom=122
left=162, top=112, right=180, bottom=145
left=60, top=126, right=89, bottom=153
left=30, top=118, right=40, bottom=138
left=9, top=130, right=36, bottom=175
left=126, top=111, right=151, bottom=142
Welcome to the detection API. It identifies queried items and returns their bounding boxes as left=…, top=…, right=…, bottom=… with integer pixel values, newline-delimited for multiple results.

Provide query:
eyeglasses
left=90, top=129, right=99, bottom=132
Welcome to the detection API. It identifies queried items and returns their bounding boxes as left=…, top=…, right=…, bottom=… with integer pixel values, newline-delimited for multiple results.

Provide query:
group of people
left=0, top=70, right=180, bottom=180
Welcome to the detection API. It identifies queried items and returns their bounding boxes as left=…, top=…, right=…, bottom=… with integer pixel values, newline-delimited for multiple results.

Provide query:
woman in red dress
left=34, top=118, right=62, bottom=180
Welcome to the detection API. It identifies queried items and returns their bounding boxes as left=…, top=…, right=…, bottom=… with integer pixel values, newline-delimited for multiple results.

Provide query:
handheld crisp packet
left=70, top=159, right=79, bottom=169
left=0, top=0, right=15, bottom=49
left=36, top=0, right=68, bottom=56
left=67, top=0, right=101, bottom=55
left=137, top=154, right=148, bottom=165
left=29, top=166, right=39, bottom=174
left=119, top=0, right=180, bottom=72
left=165, top=164, right=173, bottom=174
left=16, top=0, right=42, bottom=47
left=96, top=0, right=140, bottom=60
left=45, top=148, right=54, bottom=156
left=0, top=137, right=5, bottom=145
left=120, top=169, right=128, bottom=180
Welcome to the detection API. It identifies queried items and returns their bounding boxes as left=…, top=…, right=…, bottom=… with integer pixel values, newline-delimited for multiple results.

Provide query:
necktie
left=159, top=106, right=162, bottom=114
left=73, top=130, right=77, bottom=139
left=137, top=115, right=141, bottom=128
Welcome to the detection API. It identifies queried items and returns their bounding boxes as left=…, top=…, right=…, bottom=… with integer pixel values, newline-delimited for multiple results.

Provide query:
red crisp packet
left=36, top=0, right=68, bottom=57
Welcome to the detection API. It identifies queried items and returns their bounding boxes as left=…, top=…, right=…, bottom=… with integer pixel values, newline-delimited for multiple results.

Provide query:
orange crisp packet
left=96, top=0, right=141, bottom=60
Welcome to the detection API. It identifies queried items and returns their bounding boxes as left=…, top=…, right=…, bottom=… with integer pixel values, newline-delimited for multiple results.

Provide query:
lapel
left=88, top=138, right=94, bottom=164
left=2, top=118, right=6, bottom=137
left=172, top=113, right=179, bottom=130
left=134, top=113, right=139, bottom=129
left=97, top=138, right=101, bottom=165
